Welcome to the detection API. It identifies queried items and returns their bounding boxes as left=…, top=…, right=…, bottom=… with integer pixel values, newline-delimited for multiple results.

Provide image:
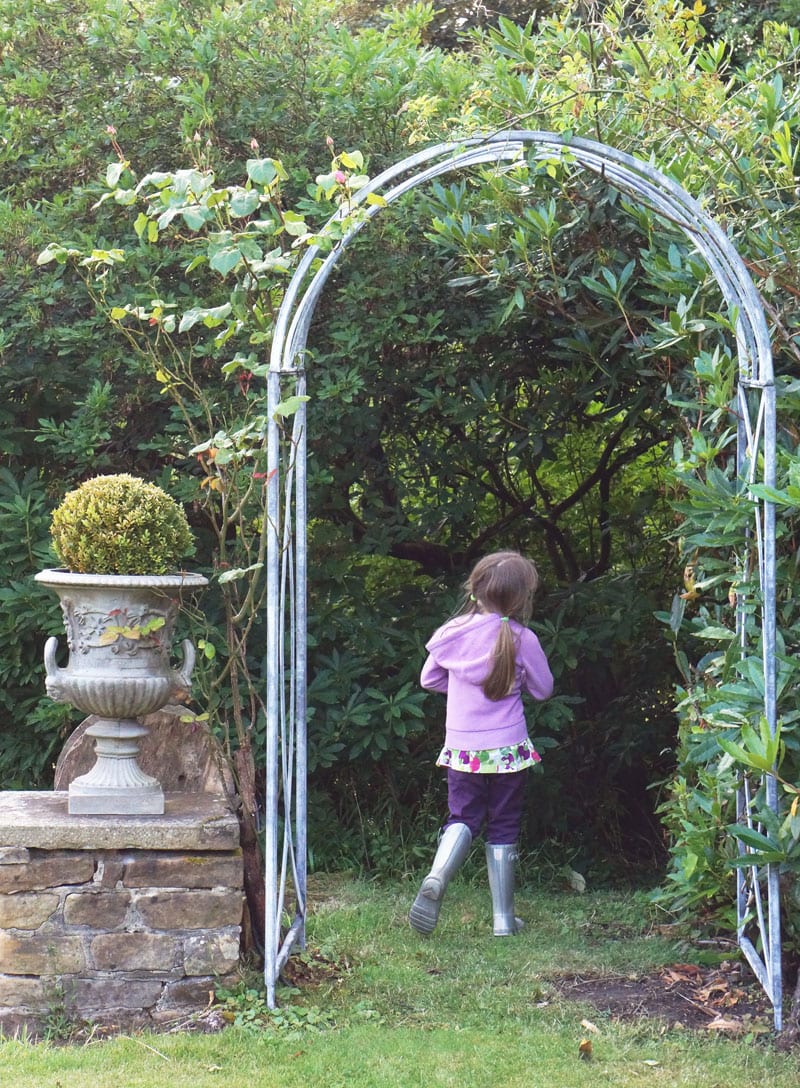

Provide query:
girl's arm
left=420, top=654, right=449, bottom=693
left=519, top=630, right=554, bottom=701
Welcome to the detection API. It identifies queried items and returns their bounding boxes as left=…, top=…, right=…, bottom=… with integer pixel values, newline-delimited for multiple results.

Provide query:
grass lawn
left=2, top=873, right=799, bottom=1087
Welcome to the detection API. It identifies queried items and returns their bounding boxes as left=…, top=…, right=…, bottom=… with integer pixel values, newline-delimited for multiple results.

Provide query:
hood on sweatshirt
left=425, top=612, right=514, bottom=686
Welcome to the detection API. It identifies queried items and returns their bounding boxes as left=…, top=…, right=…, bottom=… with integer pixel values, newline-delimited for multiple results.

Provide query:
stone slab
left=159, top=976, right=230, bottom=1009
left=183, top=931, right=240, bottom=975
left=0, top=792, right=240, bottom=851
left=63, top=890, right=131, bottom=928
left=0, top=892, right=60, bottom=929
left=0, top=847, right=29, bottom=865
left=122, top=852, right=243, bottom=889
left=134, top=889, right=243, bottom=930
left=0, top=933, right=86, bottom=974
left=0, top=854, right=95, bottom=893
left=91, top=932, right=180, bottom=971
left=70, top=977, right=164, bottom=1012
left=0, top=976, right=47, bottom=1008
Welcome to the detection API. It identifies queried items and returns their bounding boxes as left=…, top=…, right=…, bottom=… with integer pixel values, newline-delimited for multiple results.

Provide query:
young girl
left=409, top=551, right=553, bottom=937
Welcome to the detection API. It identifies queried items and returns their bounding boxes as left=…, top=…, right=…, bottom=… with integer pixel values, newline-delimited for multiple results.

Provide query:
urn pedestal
left=35, top=570, right=207, bottom=815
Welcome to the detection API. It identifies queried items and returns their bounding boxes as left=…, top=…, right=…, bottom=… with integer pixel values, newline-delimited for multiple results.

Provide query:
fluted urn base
left=67, top=718, right=164, bottom=815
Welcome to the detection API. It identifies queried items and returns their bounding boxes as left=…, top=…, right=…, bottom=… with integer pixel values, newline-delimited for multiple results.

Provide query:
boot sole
left=408, top=878, right=443, bottom=934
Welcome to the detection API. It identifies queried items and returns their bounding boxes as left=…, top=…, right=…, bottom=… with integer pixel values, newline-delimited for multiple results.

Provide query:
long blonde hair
left=465, top=551, right=540, bottom=701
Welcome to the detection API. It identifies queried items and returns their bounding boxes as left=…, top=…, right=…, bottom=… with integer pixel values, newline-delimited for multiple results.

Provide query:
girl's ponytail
left=483, top=619, right=517, bottom=701
left=464, top=551, right=540, bottom=702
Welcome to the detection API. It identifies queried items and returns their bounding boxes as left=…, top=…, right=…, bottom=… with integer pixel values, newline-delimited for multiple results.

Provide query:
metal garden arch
left=263, top=131, right=781, bottom=1027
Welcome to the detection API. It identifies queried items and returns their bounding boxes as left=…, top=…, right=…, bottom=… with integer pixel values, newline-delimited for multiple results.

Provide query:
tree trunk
left=233, top=742, right=266, bottom=958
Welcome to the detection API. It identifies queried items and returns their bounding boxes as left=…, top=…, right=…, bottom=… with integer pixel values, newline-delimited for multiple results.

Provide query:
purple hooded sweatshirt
left=420, top=612, right=554, bottom=751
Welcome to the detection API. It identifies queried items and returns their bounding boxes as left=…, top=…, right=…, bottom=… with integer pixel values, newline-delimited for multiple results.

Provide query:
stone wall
left=0, top=792, right=243, bottom=1034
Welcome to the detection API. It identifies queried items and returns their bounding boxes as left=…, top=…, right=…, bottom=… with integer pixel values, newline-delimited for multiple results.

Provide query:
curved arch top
left=263, top=131, right=780, bottom=1028
left=270, top=131, right=773, bottom=389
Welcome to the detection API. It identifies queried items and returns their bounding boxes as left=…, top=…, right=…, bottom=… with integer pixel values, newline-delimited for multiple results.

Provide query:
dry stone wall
left=0, top=792, right=243, bottom=1034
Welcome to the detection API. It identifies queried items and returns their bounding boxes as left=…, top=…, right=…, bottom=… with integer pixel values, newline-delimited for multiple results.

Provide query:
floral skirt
left=436, top=738, right=541, bottom=774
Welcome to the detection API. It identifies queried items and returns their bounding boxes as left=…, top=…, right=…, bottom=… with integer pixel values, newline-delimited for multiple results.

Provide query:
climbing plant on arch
left=263, top=131, right=782, bottom=1025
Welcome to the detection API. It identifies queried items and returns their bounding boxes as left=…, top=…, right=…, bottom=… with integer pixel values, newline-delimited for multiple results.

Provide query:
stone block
left=0, top=975, right=46, bottom=1009
left=70, top=977, right=163, bottom=1012
left=183, top=931, right=240, bottom=975
left=135, top=889, right=243, bottom=930
left=123, top=852, right=243, bottom=889
left=0, top=933, right=85, bottom=974
left=0, top=892, right=60, bottom=930
left=0, top=847, right=29, bottom=865
left=0, top=1013, right=41, bottom=1035
left=94, top=855, right=125, bottom=887
left=0, top=853, right=95, bottom=893
left=149, top=1006, right=199, bottom=1026
left=64, top=890, right=130, bottom=928
left=158, top=976, right=218, bottom=1010
left=91, top=932, right=179, bottom=972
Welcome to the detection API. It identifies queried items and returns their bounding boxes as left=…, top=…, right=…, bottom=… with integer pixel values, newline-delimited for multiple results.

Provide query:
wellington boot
left=486, top=843, right=524, bottom=936
left=409, top=822, right=472, bottom=935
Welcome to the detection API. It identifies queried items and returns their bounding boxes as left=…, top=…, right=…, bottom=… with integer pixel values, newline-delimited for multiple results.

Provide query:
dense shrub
left=50, top=474, right=194, bottom=574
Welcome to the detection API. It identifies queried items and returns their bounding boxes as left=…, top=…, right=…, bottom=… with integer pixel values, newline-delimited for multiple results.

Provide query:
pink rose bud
left=326, top=136, right=335, bottom=149
left=250, top=138, right=259, bottom=150
left=106, top=125, right=117, bottom=135
left=334, top=170, right=347, bottom=185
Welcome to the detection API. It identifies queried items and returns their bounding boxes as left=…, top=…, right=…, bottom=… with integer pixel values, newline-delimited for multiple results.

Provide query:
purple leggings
left=445, top=768, right=527, bottom=844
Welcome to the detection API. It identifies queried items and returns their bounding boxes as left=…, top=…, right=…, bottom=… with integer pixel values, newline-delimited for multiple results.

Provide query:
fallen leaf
left=580, top=1018, right=601, bottom=1034
left=696, top=981, right=746, bottom=1007
left=668, top=963, right=703, bottom=977
left=662, top=963, right=703, bottom=987
left=579, top=1039, right=593, bottom=1061
left=706, top=1016, right=745, bottom=1034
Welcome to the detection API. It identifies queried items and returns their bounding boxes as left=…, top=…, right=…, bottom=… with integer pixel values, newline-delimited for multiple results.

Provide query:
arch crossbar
left=263, top=131, right=780, bottom=1026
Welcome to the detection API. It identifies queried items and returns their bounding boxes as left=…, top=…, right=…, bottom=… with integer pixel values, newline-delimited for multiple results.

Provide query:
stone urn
left=35, top=569, right=207, bottom=815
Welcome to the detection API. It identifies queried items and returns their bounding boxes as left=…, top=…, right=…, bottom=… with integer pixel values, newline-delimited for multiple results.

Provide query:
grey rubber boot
left=408, top=822, right=472, bottom=934
left=486, top=843, right=525, bottom=936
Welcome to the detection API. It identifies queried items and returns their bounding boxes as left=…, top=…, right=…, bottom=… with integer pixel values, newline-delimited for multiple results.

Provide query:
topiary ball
left=50, top=474, right=195, bottom=575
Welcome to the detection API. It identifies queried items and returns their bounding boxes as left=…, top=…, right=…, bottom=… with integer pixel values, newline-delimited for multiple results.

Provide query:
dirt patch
left=280, top=949, right=347, bottom=989
left=553, top=961, right=773, bottom=1034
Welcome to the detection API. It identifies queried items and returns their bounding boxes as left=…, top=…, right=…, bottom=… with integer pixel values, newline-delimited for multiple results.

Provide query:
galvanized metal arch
left=264, top=132, right=780, bottom=1025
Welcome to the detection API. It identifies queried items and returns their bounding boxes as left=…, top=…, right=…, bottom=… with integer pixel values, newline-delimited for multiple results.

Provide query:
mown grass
left=2, top=874, right=799, bottom=1088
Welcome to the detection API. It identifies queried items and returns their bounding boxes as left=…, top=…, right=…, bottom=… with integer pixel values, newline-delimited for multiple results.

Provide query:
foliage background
left=1, top=0, right=800, bottom=951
